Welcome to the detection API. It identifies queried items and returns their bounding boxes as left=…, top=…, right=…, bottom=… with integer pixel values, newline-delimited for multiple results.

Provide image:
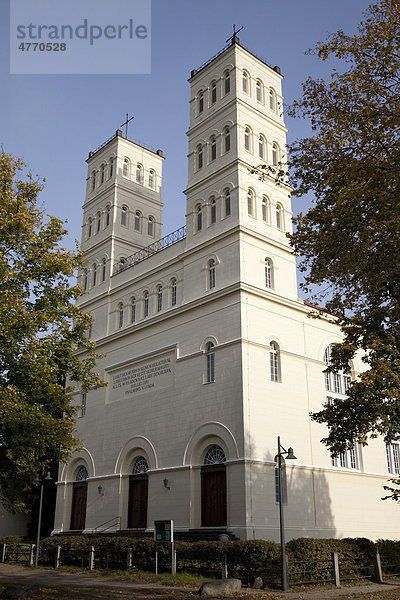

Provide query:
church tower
left=185, top=35, right=297, bottom=300
left=80, top=129, right=164, bottom=296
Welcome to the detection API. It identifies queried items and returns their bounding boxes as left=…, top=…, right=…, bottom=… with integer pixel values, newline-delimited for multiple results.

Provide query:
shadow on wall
left=244, top=440, right=336, bottom=541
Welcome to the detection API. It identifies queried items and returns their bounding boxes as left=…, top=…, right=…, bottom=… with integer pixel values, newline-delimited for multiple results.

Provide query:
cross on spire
left=120, top=113, right=134, bottom=138
left=226, top=24, right=243, bottom=45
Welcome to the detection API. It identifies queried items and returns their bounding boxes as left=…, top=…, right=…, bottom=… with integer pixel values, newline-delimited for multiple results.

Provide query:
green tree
left=287, top=0, right=400, bottom=494
left=0, top=152, right=103, bottom=512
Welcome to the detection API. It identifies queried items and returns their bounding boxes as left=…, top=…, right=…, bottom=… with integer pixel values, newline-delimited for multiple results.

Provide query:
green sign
left=154, top=520, right=173, bottom=542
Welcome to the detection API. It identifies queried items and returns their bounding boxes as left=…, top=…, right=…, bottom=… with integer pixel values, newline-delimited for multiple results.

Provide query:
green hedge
left=36, top=535, right=398, bottom=585
left=285, top=537, right=376, bottom=583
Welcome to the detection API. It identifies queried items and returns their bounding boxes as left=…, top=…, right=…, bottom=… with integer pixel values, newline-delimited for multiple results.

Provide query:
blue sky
left=1, top=0, right=372, bottom=250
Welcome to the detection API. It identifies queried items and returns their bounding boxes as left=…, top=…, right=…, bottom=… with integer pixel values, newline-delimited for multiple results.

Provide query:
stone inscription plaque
left=108, top=355, right=173, bottom=402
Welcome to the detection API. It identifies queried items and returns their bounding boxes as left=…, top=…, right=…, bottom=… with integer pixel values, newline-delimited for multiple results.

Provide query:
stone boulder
left=199, top=578, right=242, bottom=596
left=252, top=576, right=263, bottom=589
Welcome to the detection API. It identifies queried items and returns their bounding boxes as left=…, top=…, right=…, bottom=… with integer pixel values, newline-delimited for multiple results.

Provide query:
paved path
left=1, top=564, right=400, bottom=599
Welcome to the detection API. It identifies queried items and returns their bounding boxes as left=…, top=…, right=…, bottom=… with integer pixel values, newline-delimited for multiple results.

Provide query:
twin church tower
left=53, top=36, right=397, bottom=542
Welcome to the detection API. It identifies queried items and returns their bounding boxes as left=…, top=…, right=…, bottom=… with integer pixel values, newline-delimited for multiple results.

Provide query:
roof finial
left=226, top=24, right=243, bottom=45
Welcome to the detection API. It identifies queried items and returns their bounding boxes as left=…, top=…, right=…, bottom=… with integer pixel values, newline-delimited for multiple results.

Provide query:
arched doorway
left=127, top=456, right=149, bottom=529
left=201, top=445, right=227, bottom=527
left=70, top=466, right=88, bottom=530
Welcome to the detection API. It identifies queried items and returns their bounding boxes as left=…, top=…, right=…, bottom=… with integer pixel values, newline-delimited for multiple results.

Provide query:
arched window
left=244, top=127, right=251, bottom=151
left=211, top=81, right=217, bottom=104
left=96, top=212, right=101, bottom=233
left=259, top=135, right=265, bottom=159
left=121, top=206, right=128, bottom=226
left=136, top=164, right=143, bottom=183
left=269, top=88, right=277, bottom=111
left=262, top=196, right=269, bottom=223
left=131, top=298, right=136, bottom=323
left=224, top=127, right=230, bottom=152
left=123, top=158, right=129, bottom=177
left=224, top=190, right=231, bottom=217
left=105, top=206, right=111, bottom=227
left=276, top=203, right=283, bottom=230
left=198, top=91, right=204, bottom=114
left=92, top=264, right=97, bottom=287
left=109, top=157, right=114, bottom=178
left=270, top=341, right=280, bottom=382
left=198, top=145, right=203, bottom=169
left=256, top=80, right=263, bottom=103
left=132, top=456, right=149, bottom=474
left=208, top=259, right=216, bottom=289
left=211, top=137, right=217, bottom=161
left=83, top=269, right=88, bottom=291
left=143, top=291, right=149, bottom=318
left=242, top=70, right=249, bottom=93
left=204, top=445, right=225, bottom=464
left=196, top=204, right=202, bottom=231
left=272, top=143, right=278, bottom=166
left=171, top=279, right=177, bottom=306
left=101, top=258, right=106, bottom=282
left=118, top=258, right=126, bottom=272
left=134, top=211, right=141, bottom=232
left=75, top=465, right=87, bottom=484
left=88, top=218, right=93, bottom=238
left=91, top=171, right=96, bottom=191
left=210, top=197, right=216, bottom=224
left=100, top=164, right=105, bottom=185
left=157, top=285, right=163, bottom=312
left=224, top=71, right=230, bottom=95
left=247, top=189, right=255, bottom=216
left=118, top=303, right=124, bottom=329
left=205, top=342, right=215, bottom=383
left=148, top=216, right=154, bottom=237
left=149, top=169, right=155, bottom=188
left=265, top=258, right=273, bottom=289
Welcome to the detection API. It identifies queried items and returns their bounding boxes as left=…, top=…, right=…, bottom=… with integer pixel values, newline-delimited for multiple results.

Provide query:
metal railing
left=93, top=516, right=121, bottom=533
left=113, top=225, right=186, bottom=275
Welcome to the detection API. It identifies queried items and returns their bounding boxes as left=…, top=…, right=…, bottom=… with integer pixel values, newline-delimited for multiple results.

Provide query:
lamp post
left=276, top=436, right=297, bottom=592
left=34, top=468, right=52, bottom=568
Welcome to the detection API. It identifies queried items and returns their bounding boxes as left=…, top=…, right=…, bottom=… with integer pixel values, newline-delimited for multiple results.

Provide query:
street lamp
left=34, top=468, right=52, bottom=568
left=276, top=436, right=297, bottom=592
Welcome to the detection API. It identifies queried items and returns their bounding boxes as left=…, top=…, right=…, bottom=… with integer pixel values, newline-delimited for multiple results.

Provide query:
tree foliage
left=0, top=152, right=103, bottom=512
left=288, top=0, right=400, bottom=487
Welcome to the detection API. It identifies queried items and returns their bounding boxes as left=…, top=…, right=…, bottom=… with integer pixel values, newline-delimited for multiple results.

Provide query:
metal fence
left=0, top=543, right=391, bottom=590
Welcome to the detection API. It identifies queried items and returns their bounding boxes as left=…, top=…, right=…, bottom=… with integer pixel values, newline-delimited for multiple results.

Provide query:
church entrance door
left=201, top=464, right=227, bottom=526
left=128, top=474, right=148, bottom=528
left=70, top=481, right=87, bottom=530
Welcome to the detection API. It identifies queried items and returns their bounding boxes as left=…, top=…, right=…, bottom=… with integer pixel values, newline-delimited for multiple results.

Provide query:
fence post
left=55, top=546, right=61, bottom=569
left=29, top=545, right=35, bottom=567
left=221, top=552, right=228, bottom=579
left=89, top=546, right=95, bottom=571
left=127, top=548, right=132, bottom=570
left=1, top=544, right=6, bottom=563
left=374, top=550, right=384, bottom=583
left=332, top=552, right=340, bottom=587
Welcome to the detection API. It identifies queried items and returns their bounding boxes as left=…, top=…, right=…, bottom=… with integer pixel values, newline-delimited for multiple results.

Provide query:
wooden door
left=70, top=482, right=87, bottom=530
left=127, top=474, right=148, bottom=528
left=201, top=464, right=227, bottom=526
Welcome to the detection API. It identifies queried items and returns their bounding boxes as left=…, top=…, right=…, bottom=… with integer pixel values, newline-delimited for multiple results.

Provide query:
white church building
left=53, top=37, right=400, bottom=541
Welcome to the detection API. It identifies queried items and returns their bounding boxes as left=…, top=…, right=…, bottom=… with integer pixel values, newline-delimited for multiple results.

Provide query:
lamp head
left=286, top=447, right=297, bottom=460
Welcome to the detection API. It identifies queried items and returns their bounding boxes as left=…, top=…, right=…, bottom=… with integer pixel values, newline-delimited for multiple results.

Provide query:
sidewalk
left=0, top=563, right=400, bottom=599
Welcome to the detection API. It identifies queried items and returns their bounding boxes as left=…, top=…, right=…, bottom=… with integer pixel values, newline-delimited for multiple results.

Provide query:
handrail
left=93, top=516, right=121, bottom=533
left=113, top=225, right=186, bottom=275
